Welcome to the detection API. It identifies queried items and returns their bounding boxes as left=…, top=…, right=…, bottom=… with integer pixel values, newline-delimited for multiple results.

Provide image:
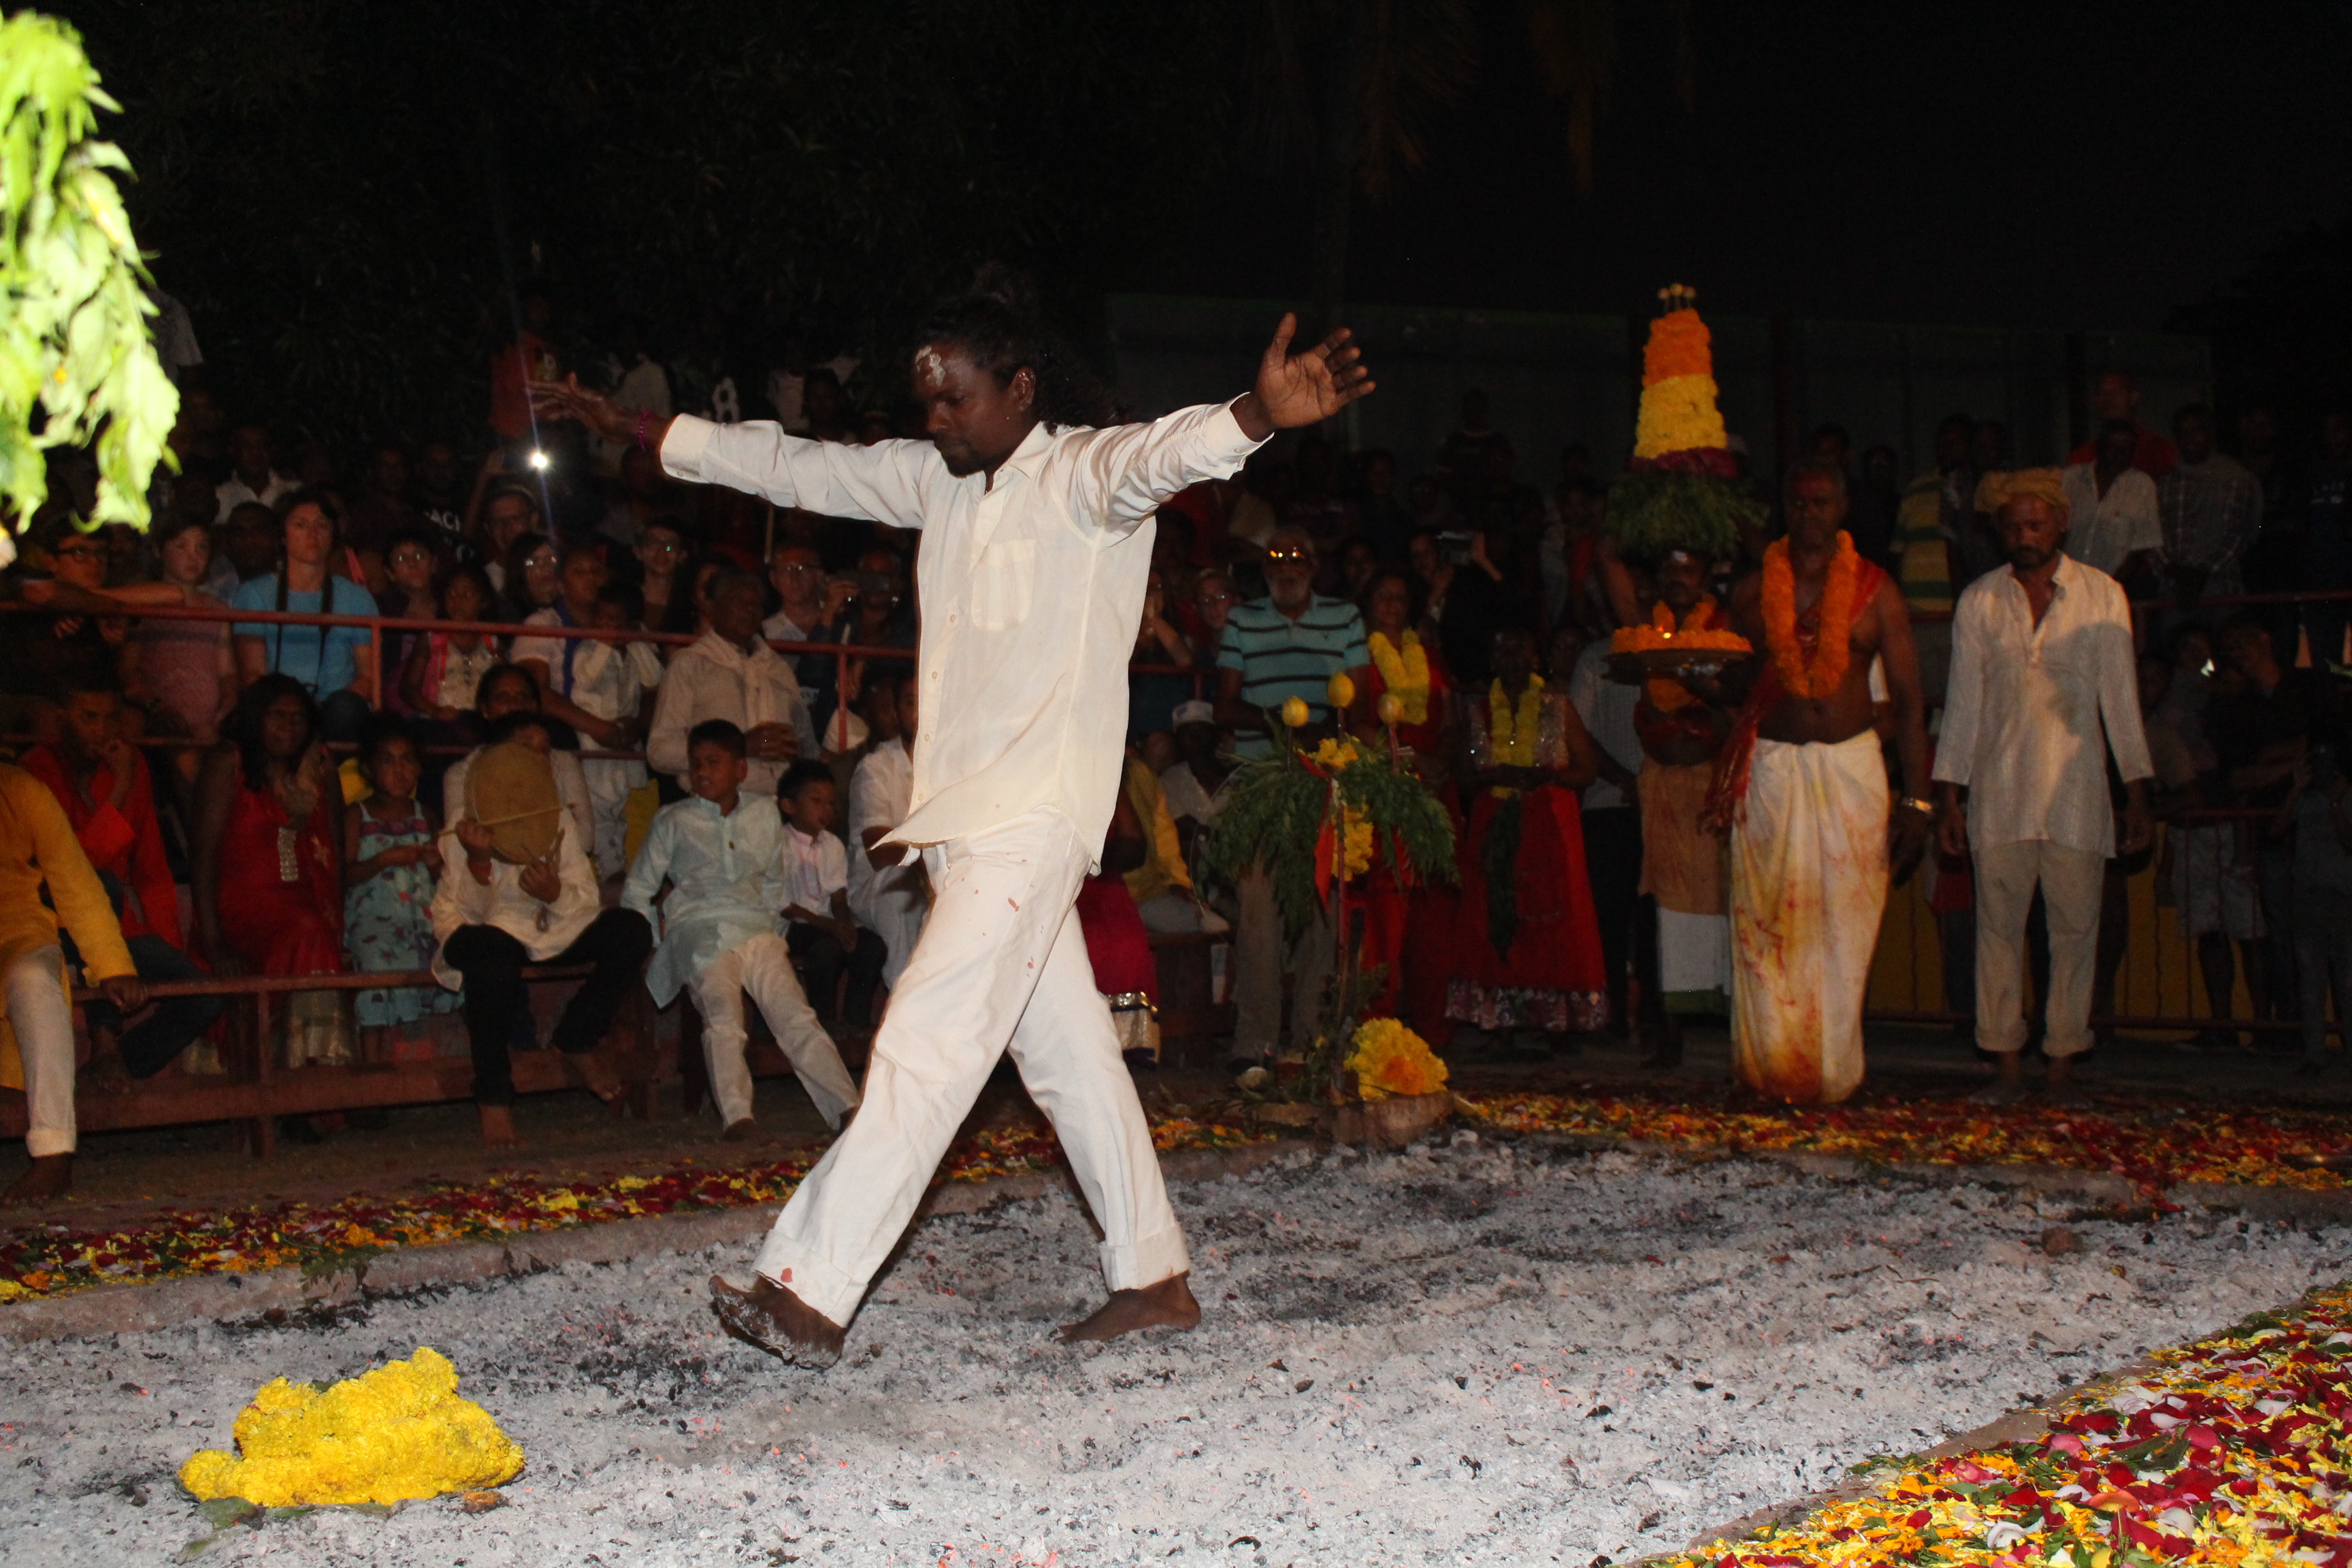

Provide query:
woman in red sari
left=1449, top=625, right=1610, bottom=1054
left=1350, top=569, right=1459, bottom=1039
left=193, top=674, right=349, bottom=1070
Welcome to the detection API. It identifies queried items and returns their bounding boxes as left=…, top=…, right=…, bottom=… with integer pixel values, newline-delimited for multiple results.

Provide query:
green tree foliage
left=53, top=0, right=1235, bottom=453
left=0, top=12, right=174, bottom=532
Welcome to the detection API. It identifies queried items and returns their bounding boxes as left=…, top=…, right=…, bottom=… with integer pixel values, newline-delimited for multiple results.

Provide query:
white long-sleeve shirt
left=661, top=401, right=1265, bottom=858
left=1933, top=553, right=2154, bottom=856
left=644, top=630, right=821, bottom=798
left=622, top=793, right=791, bottom=1007
left=2059, top=463, right=2161, bottom=578
left=428, top=817, right=602, bottom=988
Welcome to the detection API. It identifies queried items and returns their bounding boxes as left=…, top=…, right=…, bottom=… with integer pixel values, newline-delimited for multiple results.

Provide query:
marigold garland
left=1761, top=530, right=1861, bottom=698
left=1486, top=676, right=1544, bottom=781
left=1367, top=631, right=1431, bottom=725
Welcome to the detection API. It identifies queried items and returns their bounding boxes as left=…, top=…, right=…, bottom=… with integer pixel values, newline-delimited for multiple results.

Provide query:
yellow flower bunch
left=1341, top=806, right=1373, bottom=877
left=1311, top=736, right=1364, bottom=771
left=180, top=1347, right=524, bottom=1507
left=1345, top=1017, right=1450, bottom=1100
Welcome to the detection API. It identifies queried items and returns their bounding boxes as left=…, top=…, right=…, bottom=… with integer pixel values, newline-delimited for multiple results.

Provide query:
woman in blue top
left=231, top=489, right=380, bottom=741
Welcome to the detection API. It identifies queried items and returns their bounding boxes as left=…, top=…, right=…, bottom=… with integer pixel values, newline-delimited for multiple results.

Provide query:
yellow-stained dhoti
left=1728, top=731, right=1888, bottom=1103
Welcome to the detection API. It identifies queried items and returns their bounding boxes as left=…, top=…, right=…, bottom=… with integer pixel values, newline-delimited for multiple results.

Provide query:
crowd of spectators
left=1, top=314, right=2349, bottom=1199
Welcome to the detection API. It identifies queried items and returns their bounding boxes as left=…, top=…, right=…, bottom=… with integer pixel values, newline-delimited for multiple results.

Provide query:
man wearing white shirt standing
left=2057, top=419, right=2162, bottom=584
left=646, top=571, right=821, bottom=798
left=534, top=285, right=1373, bottom=1362
left=1934, top=470, right=2155, bottom=1104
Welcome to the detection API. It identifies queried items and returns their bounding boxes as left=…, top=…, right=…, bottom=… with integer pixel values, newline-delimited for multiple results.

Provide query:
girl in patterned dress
left=343, top=716, right=457, bottom=1062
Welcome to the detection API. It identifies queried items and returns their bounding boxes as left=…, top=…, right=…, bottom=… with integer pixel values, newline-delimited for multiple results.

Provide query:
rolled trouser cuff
left=1101, top=1220, right=1191, bottom=1293
left=751, top=1237, right=864, bottom=1330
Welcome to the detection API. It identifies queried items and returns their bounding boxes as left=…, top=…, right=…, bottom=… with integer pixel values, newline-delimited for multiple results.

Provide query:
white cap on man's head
left=1171, top=700, right=1217, bottom=730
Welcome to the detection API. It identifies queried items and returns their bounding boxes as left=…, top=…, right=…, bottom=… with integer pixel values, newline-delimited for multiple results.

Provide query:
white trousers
left=13, top=945, right=76, bottom=1158
left=1973, top=837, right=2106, bottom=1058
left=753, top=808, right=1189, bottom=1326
left=687, top=932, right=862, bottom=1130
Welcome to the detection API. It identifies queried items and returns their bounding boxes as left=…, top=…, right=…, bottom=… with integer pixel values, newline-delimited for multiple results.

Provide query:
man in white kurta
left=623, top=723, right=860, bottom=1137
left=535, top=306, right=1373, bottom=1358
left=1935, top=470, right=2153, bottom=1102
left=645, top=573, right=821, bottom=798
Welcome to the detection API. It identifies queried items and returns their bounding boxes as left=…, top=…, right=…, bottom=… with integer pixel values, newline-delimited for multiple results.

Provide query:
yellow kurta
left=0, top=764, right=137, bottom=1090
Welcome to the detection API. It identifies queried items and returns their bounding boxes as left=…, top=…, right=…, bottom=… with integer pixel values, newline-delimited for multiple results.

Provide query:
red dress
left=1447, top=689, right=1610, bottom=1032
left=1075, top=874, right=1157, bottom=1004
left=216, top=784, right=344, bottom=977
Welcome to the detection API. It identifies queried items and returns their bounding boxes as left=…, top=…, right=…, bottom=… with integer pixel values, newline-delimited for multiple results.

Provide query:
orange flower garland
left=1760, top=531, right=1861, bottom=699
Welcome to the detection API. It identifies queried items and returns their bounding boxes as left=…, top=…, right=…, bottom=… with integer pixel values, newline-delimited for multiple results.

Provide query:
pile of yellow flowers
left=1346, top=1017, right=1450, bottom=1100
left=180, top=1347, right=523, bottom=1507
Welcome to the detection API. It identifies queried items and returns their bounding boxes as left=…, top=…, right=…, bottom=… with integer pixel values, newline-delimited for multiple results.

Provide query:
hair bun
left=964, top=262, right=1041, bottom=322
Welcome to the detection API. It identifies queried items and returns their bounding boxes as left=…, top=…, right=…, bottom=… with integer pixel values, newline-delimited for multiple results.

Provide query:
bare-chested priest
left=535, top=289, right=1373, bottom=1362
left=1705, top=457, right=1933, bottom=1103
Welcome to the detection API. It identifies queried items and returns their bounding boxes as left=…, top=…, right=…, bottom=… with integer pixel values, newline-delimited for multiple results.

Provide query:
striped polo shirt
left=1217, top=595, right=1369, bottom=757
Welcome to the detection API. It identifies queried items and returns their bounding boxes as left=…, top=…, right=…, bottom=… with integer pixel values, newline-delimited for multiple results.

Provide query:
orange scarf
left=1760, top=532, right=1860, bottom=699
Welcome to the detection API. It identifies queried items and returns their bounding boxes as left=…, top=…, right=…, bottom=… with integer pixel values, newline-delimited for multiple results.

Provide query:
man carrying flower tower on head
left=1614, top=287, right=1929, bottom=1102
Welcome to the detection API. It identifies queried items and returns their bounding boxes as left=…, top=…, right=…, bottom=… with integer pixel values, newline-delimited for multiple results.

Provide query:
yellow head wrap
left=1973, top=467, right=2070, bottom=521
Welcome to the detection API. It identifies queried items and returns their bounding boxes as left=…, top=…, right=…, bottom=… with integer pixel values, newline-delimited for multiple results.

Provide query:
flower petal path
left=1660, top=1281, right=2352, bottom=1568
left=1455, top=1088, right=2352, bottom=1196
left=0, top=1117, right=1267, bottom=1303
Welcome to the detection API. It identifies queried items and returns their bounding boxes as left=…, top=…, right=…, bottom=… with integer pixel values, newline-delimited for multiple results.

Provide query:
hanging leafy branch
left=0, top=11, right=173, bottom=538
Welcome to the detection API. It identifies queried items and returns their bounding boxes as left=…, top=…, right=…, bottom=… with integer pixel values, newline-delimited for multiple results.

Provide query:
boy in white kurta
left=622, top=720, right=860, bottom=1137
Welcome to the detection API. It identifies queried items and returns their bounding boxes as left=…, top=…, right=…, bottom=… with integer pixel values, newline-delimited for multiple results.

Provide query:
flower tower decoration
left=1605, top=284, right=1767, bottom=568
left=1202, top=674, right=1455, bottom=1107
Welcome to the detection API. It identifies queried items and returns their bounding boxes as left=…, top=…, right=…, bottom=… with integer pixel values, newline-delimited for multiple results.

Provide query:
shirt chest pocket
left=969, top=538, right=1036, bottom=633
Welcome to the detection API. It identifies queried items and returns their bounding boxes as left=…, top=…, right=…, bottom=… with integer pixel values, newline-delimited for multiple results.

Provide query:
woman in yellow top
left=0, top=764, right=145, bottom=1206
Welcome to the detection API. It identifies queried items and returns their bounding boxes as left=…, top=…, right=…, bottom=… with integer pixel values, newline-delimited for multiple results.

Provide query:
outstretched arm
left=1074, top=313, right=1379, bottom=531
left=532, top=376, right=940, bottom=531
left=1232, top=314, right=1376, bottom=441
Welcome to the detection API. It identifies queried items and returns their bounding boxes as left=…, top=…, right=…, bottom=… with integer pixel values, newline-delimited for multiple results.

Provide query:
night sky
left=1140, top=0, right=2352, bottom=333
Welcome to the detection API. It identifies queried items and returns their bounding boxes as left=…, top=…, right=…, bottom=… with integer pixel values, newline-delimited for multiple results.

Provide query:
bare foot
left=1, top=1154, right=73, bottom=1207
left=1057, top=1272, right=1202, bottom=1344
left=565, top=1049, right=623, bottom=1104
left=477, top=1105, right=525, bottom=1149
left=721, top=1117, right=764, bottom=1143
left=709, top=1274, right=846, bottom=1367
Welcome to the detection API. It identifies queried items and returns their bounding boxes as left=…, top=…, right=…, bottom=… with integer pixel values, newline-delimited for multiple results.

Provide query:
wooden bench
left=0, top=966, right=659, bottom=1158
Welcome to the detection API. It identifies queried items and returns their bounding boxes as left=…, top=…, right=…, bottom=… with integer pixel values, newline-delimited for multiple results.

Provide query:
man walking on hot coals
left=1934, top=471, right=2153, bottom=1105
left=534, top=287, right=1373, bottom=1363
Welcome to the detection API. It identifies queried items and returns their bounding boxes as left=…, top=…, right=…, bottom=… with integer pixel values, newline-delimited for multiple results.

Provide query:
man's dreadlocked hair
left=914, top=266, right=1115, bottom=431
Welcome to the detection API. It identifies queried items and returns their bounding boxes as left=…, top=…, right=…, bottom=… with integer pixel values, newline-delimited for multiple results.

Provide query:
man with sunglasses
left=1213, top=527, right=1373, bottom=1065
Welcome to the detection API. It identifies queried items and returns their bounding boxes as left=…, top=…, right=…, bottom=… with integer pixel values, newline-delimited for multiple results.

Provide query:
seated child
left=343, top=715, right=459, bottom=1061
left=777, top=758, right=888, bottom=1031
left=623, top=721, right=860, bottom=1139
